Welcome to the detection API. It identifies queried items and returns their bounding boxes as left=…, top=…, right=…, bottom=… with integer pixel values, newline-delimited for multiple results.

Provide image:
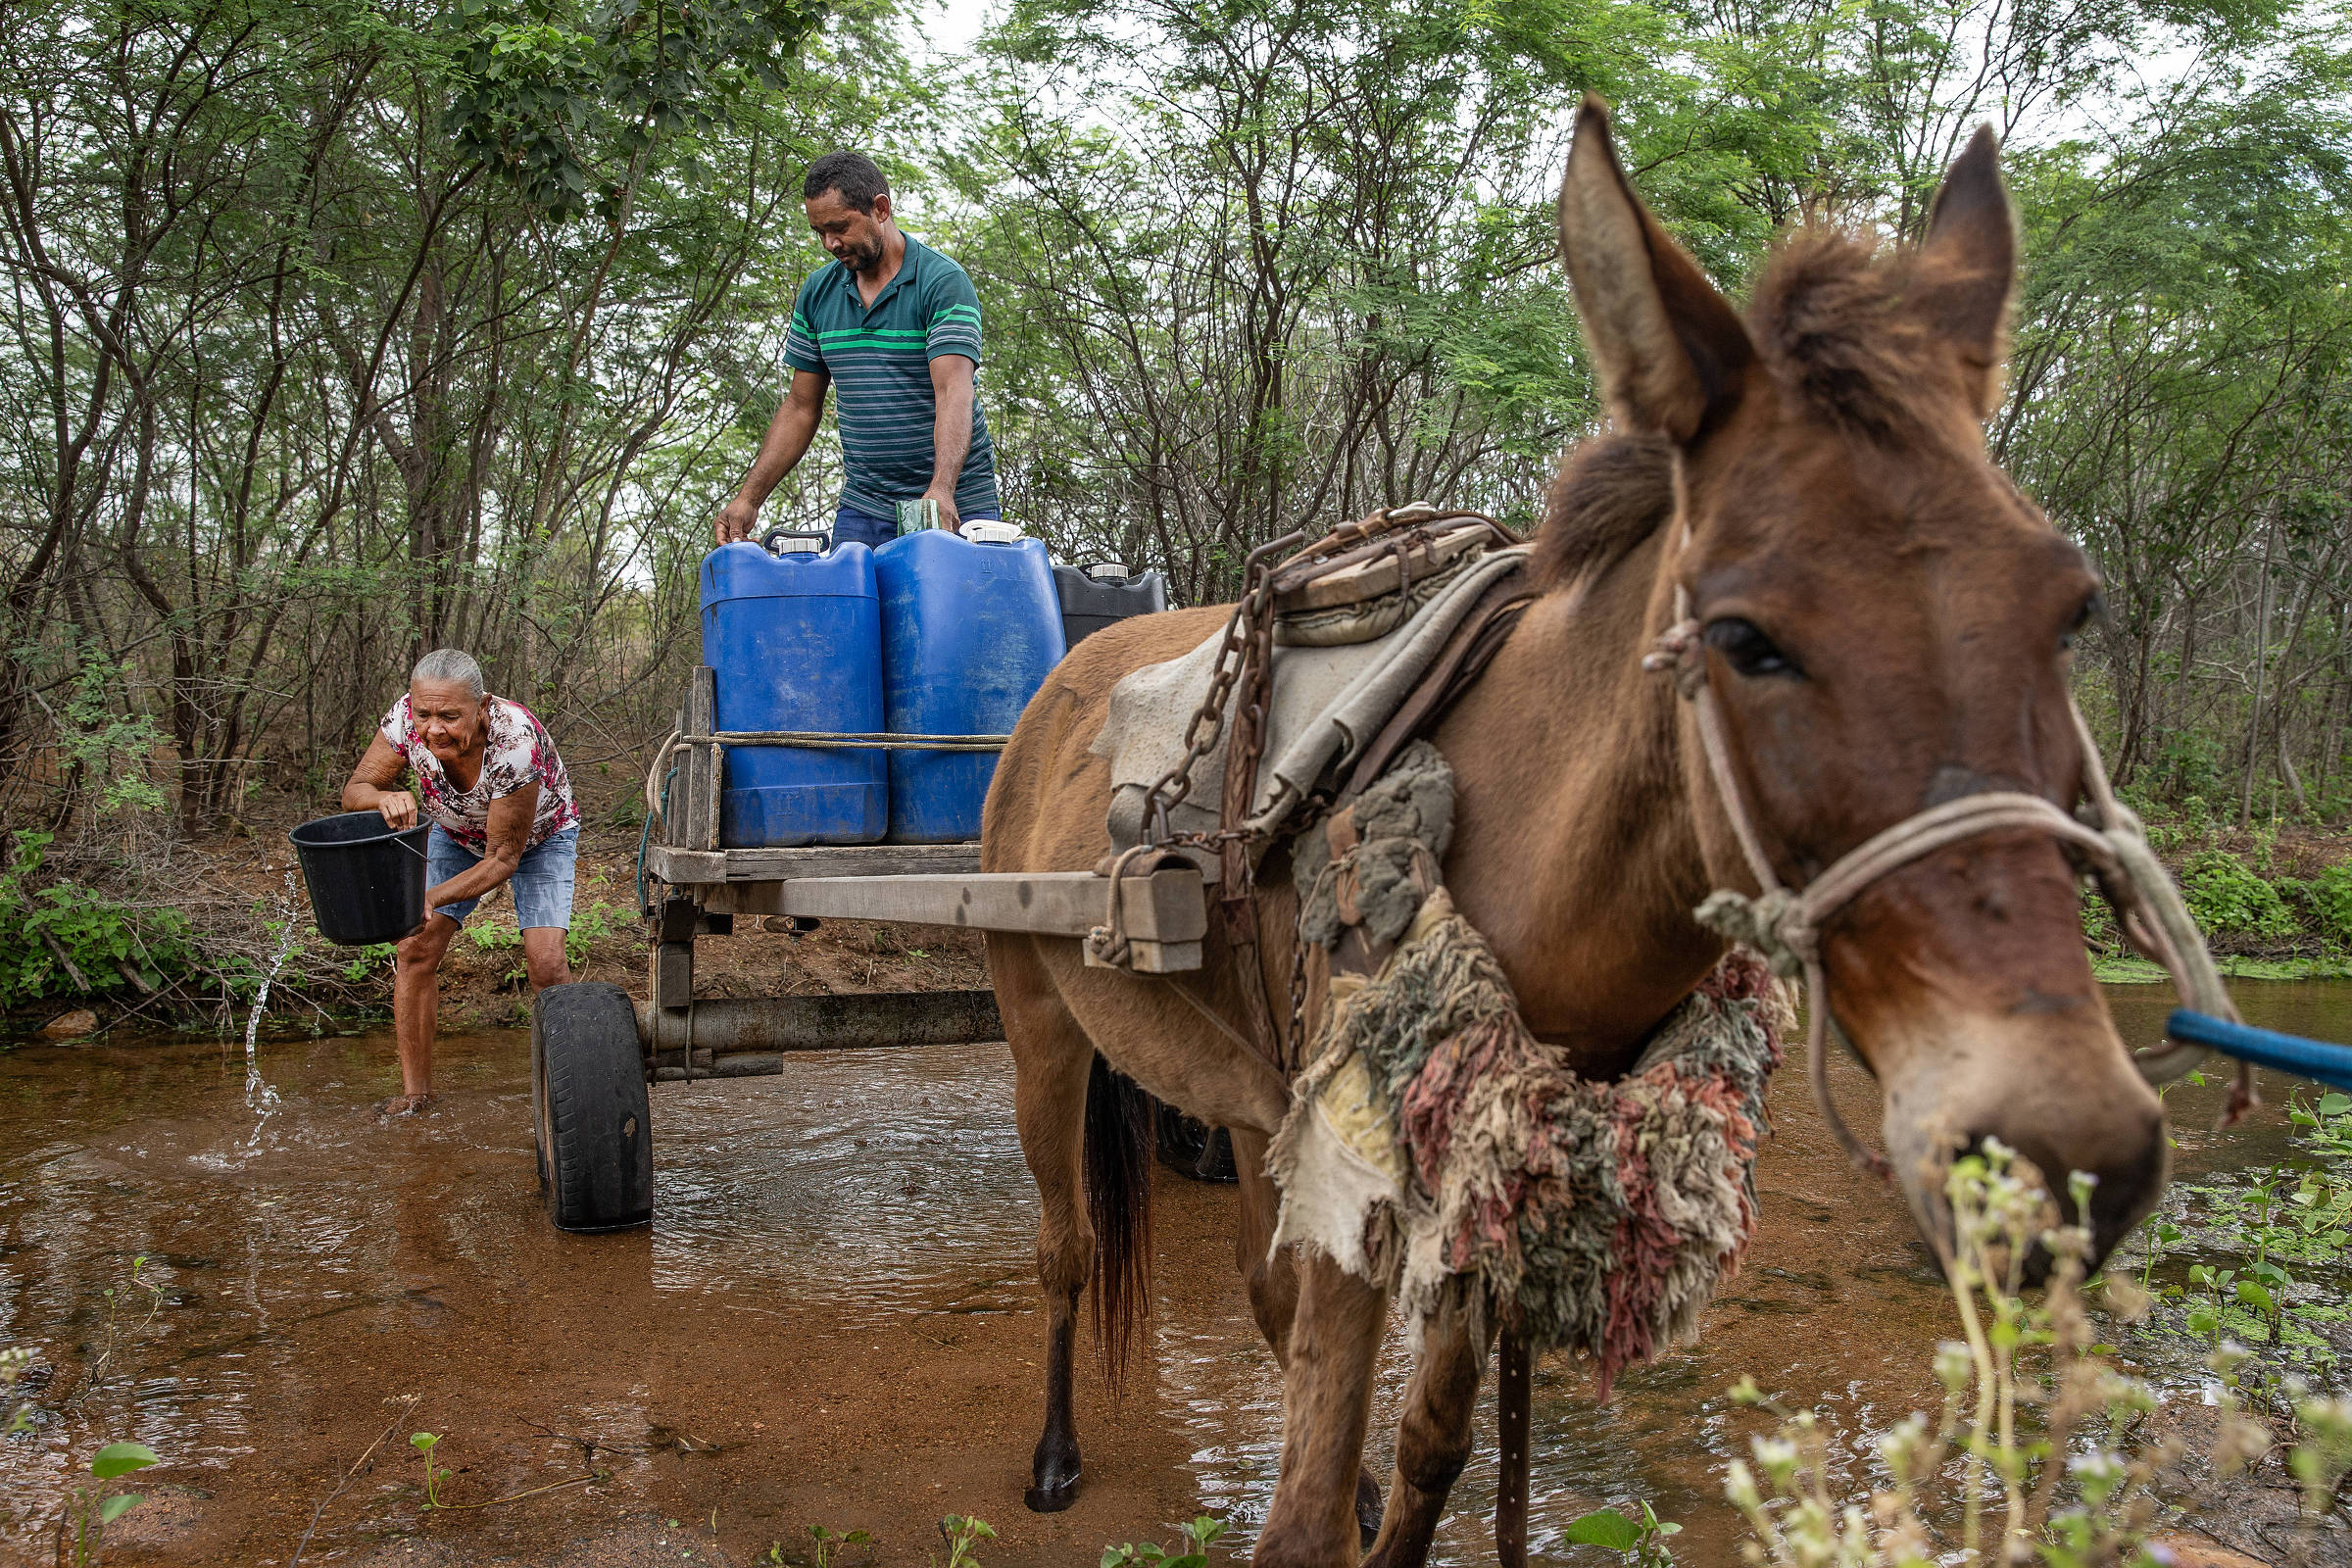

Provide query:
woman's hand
left=409, top=788, right=538, bottom=919
left=344, top=734, right=417, bottom=827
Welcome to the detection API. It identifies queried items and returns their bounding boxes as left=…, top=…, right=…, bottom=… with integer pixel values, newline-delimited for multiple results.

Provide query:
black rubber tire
left=531, top=982, right=654, bottom=1232
left=1152, top=1098, right=1239, bottom=1183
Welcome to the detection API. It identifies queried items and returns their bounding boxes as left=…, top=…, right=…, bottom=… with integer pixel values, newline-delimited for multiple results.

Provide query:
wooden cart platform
left=531, top=663, right=1221, bottom=1232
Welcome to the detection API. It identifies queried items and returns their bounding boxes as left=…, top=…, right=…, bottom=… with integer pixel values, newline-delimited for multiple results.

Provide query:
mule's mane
left=1533, top=229, right=1977, bottom=589
left=1747, top=229, right=1980, bottom=445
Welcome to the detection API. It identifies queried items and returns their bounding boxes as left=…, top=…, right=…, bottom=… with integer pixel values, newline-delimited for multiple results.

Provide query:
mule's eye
left=1703, top=617, right=1800, bottom=678
left=2060, top=593, right=2104, bottom=651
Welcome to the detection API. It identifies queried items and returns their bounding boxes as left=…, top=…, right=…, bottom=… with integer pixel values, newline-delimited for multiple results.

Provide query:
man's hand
left=716, top=495, right=760, bottom=546
left=376, top=790, right=419, bottom=831
left=921, top=484, right=964, bottom=535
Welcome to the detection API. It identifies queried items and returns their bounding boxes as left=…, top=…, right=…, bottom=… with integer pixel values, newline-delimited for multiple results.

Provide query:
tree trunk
left=2238, top=514, right=2277, bottom=828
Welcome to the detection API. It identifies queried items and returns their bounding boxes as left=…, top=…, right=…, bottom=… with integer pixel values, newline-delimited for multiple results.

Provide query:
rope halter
left=1645, top=588, right=2253, bottom=1181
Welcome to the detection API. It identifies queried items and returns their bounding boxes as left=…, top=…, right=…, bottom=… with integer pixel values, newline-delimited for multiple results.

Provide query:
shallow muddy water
left=1, top=980, right=2344, bottom=1565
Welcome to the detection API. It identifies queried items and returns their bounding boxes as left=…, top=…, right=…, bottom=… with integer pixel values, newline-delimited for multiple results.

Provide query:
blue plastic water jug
left=874, top=521, right=1067, bottom=843
left=699, top=532, right=887, bottom=847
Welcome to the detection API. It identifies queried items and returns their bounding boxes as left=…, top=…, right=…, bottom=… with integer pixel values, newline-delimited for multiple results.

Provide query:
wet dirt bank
left=2, top=982, right=2344, bottom=1566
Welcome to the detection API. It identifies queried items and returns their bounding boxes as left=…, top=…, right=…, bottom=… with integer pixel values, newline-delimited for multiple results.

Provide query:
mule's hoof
left=1355, top=1469, right=1386, bottom=1546
left=1024, top=1471, right=1081, bottom=1513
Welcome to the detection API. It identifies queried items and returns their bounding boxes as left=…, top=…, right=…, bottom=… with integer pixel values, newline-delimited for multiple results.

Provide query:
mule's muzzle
left=1948, top=1122, right=2167, bottom=1282
left=1881, top=1055, right=2170, bottom=1283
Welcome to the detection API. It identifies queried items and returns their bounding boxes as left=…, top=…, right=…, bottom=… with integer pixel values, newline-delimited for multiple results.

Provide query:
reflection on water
left=650, top=1052, right=1034, bottom=1318
left=0, top=979, right=2344, bottom=1562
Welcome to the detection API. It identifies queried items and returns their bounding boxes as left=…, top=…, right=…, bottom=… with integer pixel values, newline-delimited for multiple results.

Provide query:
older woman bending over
left=342, top=649, right=582, bottom=1114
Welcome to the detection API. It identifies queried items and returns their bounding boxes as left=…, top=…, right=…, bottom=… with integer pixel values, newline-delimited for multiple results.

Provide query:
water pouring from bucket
left=240, top=870, right=299, bottom=1148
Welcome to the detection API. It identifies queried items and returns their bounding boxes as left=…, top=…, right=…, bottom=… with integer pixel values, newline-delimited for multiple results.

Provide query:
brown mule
left=980, top=97, right=2169, bottom=1567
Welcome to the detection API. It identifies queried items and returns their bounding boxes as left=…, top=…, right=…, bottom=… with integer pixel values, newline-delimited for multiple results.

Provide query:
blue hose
left=2166, top=1008, right=2352, bottom=1095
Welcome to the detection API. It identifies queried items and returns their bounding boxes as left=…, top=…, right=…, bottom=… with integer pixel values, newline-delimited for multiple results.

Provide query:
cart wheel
left=531, top=982, right=654, bottom=1232
left=1153, top=1099, right=1239, bottom=1183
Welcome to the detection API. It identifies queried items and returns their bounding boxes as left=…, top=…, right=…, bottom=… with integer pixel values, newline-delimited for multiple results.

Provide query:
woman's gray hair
left=411, top=648, right=486, bottom=700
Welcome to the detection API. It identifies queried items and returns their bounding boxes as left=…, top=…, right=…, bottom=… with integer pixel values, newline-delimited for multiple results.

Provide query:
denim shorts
left=425, top=824, right=579, bottom=929
left=830, top=503, right=1004, bottom=551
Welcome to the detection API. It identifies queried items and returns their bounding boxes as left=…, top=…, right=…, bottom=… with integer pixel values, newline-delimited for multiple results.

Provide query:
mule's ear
left=1913, top=123, right=2015, bottom=419
left=1557, top=96, right=1755, bottom=445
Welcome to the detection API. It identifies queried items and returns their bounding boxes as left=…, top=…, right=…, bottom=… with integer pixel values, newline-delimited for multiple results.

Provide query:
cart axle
left=637, top=989, right=1004, bottom=1072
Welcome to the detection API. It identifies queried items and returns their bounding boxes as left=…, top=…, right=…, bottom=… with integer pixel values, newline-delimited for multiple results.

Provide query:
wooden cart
left=527, top=667, right=1215, bottom=1232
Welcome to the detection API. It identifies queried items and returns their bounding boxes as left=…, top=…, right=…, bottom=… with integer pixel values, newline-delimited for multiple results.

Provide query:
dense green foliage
left=2309, top=862, right=2352, bottom=946
left=0, top=0, right=2345, bottom=846
left=0, top=834, right=199, bottom=1005
left=2183, top=850, right=2303, bottom=940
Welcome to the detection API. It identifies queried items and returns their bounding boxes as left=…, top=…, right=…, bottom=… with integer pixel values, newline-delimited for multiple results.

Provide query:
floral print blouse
left=379, top=694, right=580, bottom=854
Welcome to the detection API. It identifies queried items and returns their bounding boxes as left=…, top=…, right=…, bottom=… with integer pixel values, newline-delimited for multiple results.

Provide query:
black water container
left=290, top=811, right=432, bottom=946
left=1052, top=560, right=1168, bottom=647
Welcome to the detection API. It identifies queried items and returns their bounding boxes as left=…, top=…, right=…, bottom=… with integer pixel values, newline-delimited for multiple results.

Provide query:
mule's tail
left=1084, top=1053, right=1154, bottom=1388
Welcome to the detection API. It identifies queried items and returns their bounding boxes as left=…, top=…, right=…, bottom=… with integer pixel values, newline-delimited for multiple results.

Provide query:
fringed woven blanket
left=1270, top=743, right=1789, bottom=1396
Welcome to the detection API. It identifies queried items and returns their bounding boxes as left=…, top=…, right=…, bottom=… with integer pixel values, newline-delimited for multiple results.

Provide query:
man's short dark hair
left=804, top=151, right=890, bottom=214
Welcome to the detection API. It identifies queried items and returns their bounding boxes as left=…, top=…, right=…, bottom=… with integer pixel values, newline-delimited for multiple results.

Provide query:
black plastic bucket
left=290, top=811, right=432, bottom=946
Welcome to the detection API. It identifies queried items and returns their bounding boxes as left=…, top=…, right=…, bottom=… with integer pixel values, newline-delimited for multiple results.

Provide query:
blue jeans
left=831, top=503, right=1004, bottom=551
left=425, top=824, right=579, bottom=929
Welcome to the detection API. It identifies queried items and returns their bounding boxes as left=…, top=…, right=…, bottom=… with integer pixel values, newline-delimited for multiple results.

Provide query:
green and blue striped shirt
left=783, top=234, right=1000, bottom=517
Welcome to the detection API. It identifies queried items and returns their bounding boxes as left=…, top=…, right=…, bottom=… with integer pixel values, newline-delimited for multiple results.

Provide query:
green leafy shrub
left=565, top=900, right=627, bottom=969
left=459, top=899, right=624, bottom=985
left=411, top=1430, right=452, bottom=1508
left=2296, top=862, right=2352, bottom=947
left=464, top=921, right=522, bottom=956
left=1101, top=1515, right=1226, bottom=1568
left=56, top=643, right=168, bottom=817
left=1566, top=1503, right=1681, bottom=1564
left=2133, top=1090, right=2352, bottom=1395
left=2180, top=851, right=2297, bottom=939
left=0, top=833, right=198, bottom=1006
left=939, top=1514, right=995, bottom=1568
left=341, top=942, right=398, bottom=982
left=60, top=1440, right=157, bottom=1567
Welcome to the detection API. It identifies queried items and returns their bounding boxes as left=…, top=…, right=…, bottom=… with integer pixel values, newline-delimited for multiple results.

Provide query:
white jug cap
left=776, top=536, right=822, bottom=555
left=963, top=519, right=1023, bottom=544
left=1087, top=561, right=1129, bottom=579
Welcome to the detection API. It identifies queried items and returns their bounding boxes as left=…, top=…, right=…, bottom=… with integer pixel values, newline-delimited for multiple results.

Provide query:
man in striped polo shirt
left=715, top=151, right=1003, bottom=548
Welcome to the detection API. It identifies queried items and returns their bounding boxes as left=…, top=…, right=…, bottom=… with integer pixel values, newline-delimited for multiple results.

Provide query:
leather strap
left=1213, top=529, right=1531, bottom=1075
left=1219, top=613, right=1289, bottom=1068
left=1494, top=1330, right=1532, bottom=1568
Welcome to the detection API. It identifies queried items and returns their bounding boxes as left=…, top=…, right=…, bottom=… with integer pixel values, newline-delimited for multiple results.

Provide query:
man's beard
left=844, top=233, right=886, bottom=273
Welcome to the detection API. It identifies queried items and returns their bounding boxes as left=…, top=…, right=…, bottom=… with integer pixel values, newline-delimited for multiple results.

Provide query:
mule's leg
left=1229, top=1126, right=1298, bottom=1352
left=1233, top=1126, right=1386, bottom=1546
left=1253, top=1250, right=1390, bottom=1568
left=996, top=934, right=1099, bottom=1513
left=1359, top=1290, right=1488, bottom=1568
